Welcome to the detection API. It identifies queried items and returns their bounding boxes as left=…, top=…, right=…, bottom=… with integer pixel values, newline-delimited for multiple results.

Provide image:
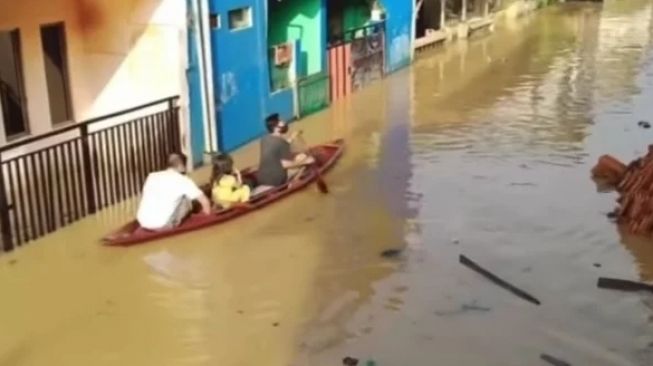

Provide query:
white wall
left=0, top=0, right=188, bottom=147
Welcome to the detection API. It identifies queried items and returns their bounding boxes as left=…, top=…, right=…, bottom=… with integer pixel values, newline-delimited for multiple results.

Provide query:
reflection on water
left=3, top=1, right=653, bottom=365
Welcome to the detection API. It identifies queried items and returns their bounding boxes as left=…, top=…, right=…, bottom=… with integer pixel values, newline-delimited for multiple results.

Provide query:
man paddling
left=137, top=153, right=212, bottom=230
left=255, top=113, right=315, bottom=191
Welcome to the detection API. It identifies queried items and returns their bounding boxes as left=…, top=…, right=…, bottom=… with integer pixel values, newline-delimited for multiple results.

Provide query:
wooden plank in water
left=459, top=254, right=541, bottom=306
left=541, top=353, right=571, bottom=366
left=597, top=277, right=653, bottom=294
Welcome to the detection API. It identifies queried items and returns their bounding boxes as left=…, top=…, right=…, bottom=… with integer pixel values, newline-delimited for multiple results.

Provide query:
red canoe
left=102, top=139, right=345, bottom=246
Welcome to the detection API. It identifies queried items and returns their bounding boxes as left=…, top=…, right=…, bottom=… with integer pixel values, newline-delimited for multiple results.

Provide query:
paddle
left=295, top=132, right=328, bottom=194
left=313, top=161, right=329, bottom=194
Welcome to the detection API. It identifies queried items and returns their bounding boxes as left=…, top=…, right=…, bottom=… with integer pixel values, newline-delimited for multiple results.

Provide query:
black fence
left=327, top=21, right=386, bottom=48
left=0, top=96, right=181, bottom=252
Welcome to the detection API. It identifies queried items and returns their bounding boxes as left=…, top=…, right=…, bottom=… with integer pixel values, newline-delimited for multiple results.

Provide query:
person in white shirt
left=136, top=153, right=212, bottom=230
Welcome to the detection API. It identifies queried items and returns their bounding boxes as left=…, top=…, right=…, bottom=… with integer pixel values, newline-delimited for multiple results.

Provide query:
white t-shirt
left=136, top=169, right=204, bottom=230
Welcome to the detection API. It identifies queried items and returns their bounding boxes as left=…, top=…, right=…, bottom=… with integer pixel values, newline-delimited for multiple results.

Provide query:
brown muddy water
left=3, top=1, right=653, bottom=365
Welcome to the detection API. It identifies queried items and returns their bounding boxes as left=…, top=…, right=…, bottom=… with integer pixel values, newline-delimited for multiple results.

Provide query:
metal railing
left=327, top=21, right=386, bottom=48
left=327, top=22, right=386, bottom=101
left=0, top=96, right=181, bottom=252
left=297, top=72, right=331, bottom=117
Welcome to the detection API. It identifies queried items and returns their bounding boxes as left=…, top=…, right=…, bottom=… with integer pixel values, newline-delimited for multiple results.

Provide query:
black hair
left=168, top=152, right=188, bottom=169
left=265, top=113, right=280, bottom=133
left=211, top=153, right=234, bottom=184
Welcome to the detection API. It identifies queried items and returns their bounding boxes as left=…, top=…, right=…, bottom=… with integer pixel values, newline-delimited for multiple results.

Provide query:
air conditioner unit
left=274, top=43, right=293, bottom=66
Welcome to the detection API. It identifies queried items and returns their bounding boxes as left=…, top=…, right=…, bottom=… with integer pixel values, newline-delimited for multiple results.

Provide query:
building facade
left=0, top=0, right=192, bottom=250
left=0, top=0, right=562, bottom=250
left=0, top=0, right=189, bottom=148
left=188, top=0, right=415, bottom=153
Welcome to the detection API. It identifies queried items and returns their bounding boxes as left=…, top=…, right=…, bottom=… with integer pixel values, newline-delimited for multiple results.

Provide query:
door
left=186, top=0, right=207, bottom=167
left=209, top=0, right=265, bottom=152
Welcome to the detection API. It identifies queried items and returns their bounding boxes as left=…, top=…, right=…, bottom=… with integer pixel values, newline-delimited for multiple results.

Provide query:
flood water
left=3, top=1, right=653, bottom=365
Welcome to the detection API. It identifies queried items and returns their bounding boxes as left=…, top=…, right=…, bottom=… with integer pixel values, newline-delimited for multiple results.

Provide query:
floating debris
left=593, top=263, right=602, bottom=268
left=591, top=155, right=627, bottom=186
left=8, top=259, right=17, bottom=266
left=461, top=303, right=491, bottom=312
left=638, top=120, right=651, bottom=129
left=342, top=357, right=359, bottom=366
left=590, top=146, right=653, bottom=236
left=435, top=300, right=492, bottom=316
left=597, top=277, right=653, bottom=294
left=272, top=322, right=280, bottom=327
left=380, top=248, right=403, bottom=259
left=509, top=182, right=536, bottom=187
left=540, top=353, right=571, bottom=366
left=459, top=255, right=541, bottom=306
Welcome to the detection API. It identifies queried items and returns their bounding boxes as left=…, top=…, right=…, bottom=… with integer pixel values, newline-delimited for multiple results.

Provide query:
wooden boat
left=102, top=139, right=345, bottom=246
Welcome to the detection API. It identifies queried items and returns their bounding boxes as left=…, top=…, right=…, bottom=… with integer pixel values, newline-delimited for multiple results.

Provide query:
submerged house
left=198, top=0, right=325, bottom=151
left=0, top=0, right=417, bottom=250
left=0, top=0, right=191, bottom=250
left=191, top=0, right=415, bottom=153
left=191, top=0, right=328, bottom=153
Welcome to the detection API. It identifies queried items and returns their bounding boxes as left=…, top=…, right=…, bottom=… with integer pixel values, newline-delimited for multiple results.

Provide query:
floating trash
left=597, top=277, right=653, bottom=294
left=460, top=254, right=541, bottom=306
left=540, top=353, right=571, bottom=366
left=380, top=248, right=402, bottom=259
left=342, top=356, right=359, bottom=366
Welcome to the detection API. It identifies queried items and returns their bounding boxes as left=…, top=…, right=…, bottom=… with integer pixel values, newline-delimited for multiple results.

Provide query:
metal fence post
left=80, top=124, right=97, bottom=214
left=0, top=156, right=13, bottom=251
left=167, top=98, right=179, bottom=153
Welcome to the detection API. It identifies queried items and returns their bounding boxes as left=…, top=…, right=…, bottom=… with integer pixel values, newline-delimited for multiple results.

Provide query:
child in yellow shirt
left=211, top=153, right=251, bottom=208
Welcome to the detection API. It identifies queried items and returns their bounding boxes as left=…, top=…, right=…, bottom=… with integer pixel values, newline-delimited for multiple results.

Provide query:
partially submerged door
left=208, top=1, right=265, bottom=151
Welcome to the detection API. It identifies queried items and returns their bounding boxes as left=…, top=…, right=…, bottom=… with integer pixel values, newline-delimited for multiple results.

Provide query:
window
left=0, top=29, right=29, bottom=138
left=210, top=13, right=221, bottom=29
left=40, top=23, right=73, bottom=125
left=228, top=7, right=252, bottom=31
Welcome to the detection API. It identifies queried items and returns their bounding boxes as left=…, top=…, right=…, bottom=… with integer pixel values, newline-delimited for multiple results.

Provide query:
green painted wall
left=326, top=0, right=374, bottom=42
left=269, top=0, right=323, bottom=76
left=343, top=1, right=371, bottom=32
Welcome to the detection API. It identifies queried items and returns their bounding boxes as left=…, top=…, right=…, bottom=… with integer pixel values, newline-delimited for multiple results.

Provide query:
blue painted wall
left=207, top=0, right=297, bottom=152
left=202, top=0, right=411, bottom=152
left=380, top=0, right=413, bottom=73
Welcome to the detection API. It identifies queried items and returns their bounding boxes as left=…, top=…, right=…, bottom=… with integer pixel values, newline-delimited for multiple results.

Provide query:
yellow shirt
left=212, top=175, right=251, bottom=207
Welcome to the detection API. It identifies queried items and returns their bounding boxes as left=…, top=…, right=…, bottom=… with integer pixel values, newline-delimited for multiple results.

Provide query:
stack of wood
left=592, top=145, right=653, bottom=235
left=591, top=154, right=628, bottom=186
